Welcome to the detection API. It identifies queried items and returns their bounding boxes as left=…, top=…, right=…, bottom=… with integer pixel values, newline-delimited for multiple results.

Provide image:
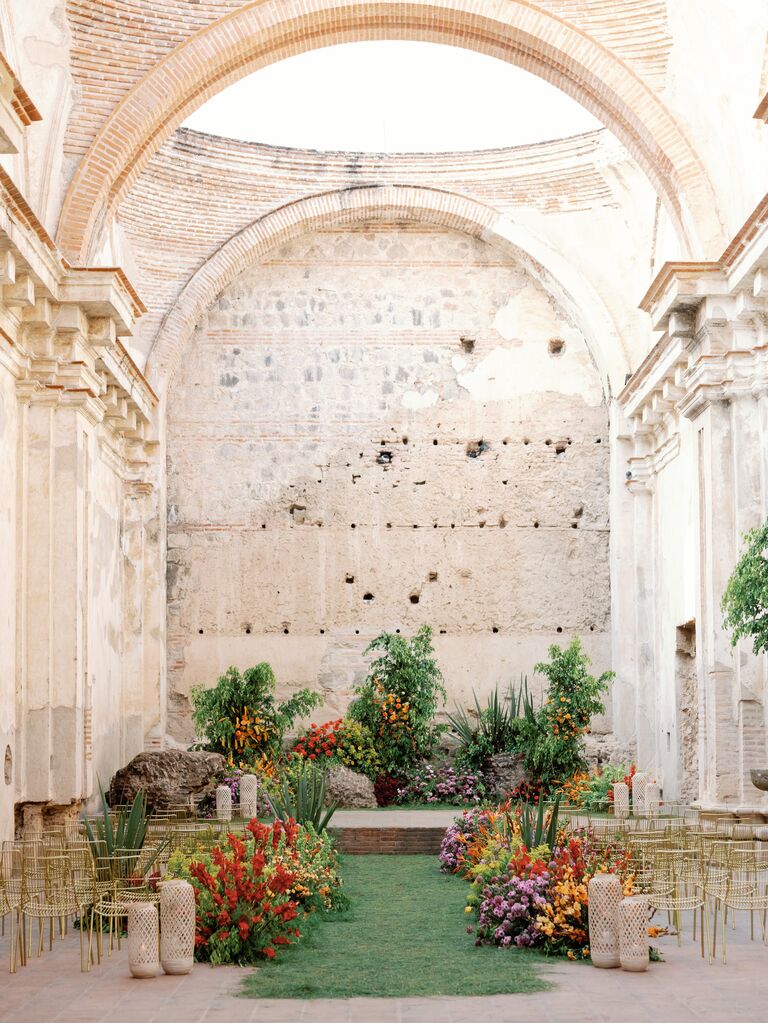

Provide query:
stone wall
left=166, top=223, right=610, bottom=740
left=0, top=365, right=18, bottom=833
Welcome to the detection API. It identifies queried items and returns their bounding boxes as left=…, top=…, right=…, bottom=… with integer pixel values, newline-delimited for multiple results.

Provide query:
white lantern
left=632, top=772, right=649, bottom=816
left=160, top=880, right=195, bottom=976
left=645, top=781, right=661, bottom=817
left=619, top=895, right=650, bottom=972
left=613, top=782, right=629, bottom=820
left=128, top=901, right=159, bottom=979
left=588, top=873, right=622, bottom=968
left=216, top=784, right=232, bottom=822
left=240, top=773, right=258, bottom=820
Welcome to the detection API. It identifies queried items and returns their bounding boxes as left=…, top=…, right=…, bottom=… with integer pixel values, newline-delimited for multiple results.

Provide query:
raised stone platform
left=329, top=808, right=456, bottom=854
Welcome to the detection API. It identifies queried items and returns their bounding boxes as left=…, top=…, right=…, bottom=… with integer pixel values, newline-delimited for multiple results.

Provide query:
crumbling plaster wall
left=0, top=364, right=18, bottom=836
left=166, top=224, right=611, bottom=740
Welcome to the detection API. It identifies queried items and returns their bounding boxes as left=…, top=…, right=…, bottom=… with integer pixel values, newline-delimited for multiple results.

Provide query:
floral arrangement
left=292, top=718, right=381, bottom=780
left=188, top=820, right=301, bottom=964
left=474, top=848, right=550, bottom=948
left=443, top=806, right=636, bottom=960
left=196, top=767, right=273, bottom=819
left=180, top=817, right=346, bottom=964
left=373, top=774, right=404, bottom=806
left=396, top=762, right=486, bottom=806
left=438, top=806, right=494, bottom=872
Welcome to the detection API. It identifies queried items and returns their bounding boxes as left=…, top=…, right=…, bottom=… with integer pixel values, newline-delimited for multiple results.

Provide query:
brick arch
left=57, top=0, right=724, bottom=265
left=145, top=184, right=629, bottom=397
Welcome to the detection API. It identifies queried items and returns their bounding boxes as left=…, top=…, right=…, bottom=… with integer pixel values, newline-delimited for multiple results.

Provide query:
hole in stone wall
left=386, top=522, right=392, bottom=528
left=261, top=523, right=266, bottom=529
left=548, top=337, right=565, bottom=356
left=498, top=515, right=507, bottom=528
left=402, top=436, right=408, bottom=445
left=428, top=572, right=438, bottom=582
left=555, top=443, right=566, bottom=455
left=4, top=745, right=11, bottom=785
left=363, top=592, right=374, bottom=601
left=198, top=628, right=204, bottom=635
left=410, top=594, right=420, bottom=604
left=492, top=626, right=499, bottom=634
left=556, top=626, right=563, bottom=633
left=283, top=628, right=290, bottom=634
left=571, top=522, right=578, bottom=529
left=466, top=440, right=489, bottom=458
left=573, top=506, right=584, bottom=519
left=439, top=629, right=447, bottom=634
left=545, top=438, right=552, bottom=446
left=377, top=450, right=393, bottom=465
left=433, top=438, right=438, bottom=445
left=533, top=521, right=539, bottom=528
left=351, top=523, right=356, bottom=529
left=460, top=336, right=475, bottom=354
left=523, top=437, right=530, bottom=445
left=596, top=438, right=602, bottom=444
left=320, top=629, right=325, bottom=634
left=245, top=626, right=252, bottom=634
left=355, top=629, right=360, bottom=635
left=346, top=574, right=354, bottom=584
left=396, top=629, right=401, bottom=634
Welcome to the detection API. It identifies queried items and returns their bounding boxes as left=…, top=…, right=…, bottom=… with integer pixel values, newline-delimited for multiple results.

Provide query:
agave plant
left=83, top=779, right=166, bottom=881
left=448, top=676, right=535, bottom=769
left=518, top=794, right=560, bottom=851
left=269, top=760, right=337, bottom=832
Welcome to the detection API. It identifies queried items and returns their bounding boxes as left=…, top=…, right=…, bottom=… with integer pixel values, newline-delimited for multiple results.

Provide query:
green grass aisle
left=241, top=854, right=550, bottom=999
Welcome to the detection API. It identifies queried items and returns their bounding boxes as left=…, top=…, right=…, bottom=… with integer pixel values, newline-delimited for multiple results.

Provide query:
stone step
left=330, top=825, right=445, bottom=854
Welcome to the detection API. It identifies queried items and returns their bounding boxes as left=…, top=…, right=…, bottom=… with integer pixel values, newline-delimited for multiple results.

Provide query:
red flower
left=261, top=947, right=276, bottom=959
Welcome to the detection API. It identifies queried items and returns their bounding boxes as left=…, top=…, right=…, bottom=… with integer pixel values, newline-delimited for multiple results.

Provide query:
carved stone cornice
left=619, top=192, right=768, bottom=489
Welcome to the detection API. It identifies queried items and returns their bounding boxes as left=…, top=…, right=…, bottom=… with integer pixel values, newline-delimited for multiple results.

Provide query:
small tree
left=528, top=637, right=614, bottom=787
left=722, top=519, right=768, bottom=655
left=348, top=626, right=446, bottom=775
left=191, top=663, right=322, bottom=768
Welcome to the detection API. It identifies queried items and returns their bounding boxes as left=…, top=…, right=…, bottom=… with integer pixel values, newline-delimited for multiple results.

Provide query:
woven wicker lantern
left=160, top=880, right=195, bottom=975
left=587, top=873, right=622, bottom=968
left=613, top=781, right=629, bottom=819
left=632, top=772, right=649, bottom=816
left=128, top=901, right=159, bottom=978
left=216, top=784, right=232, bottom=822
left=240, top=773, right=258, bottom=820
left=619, top=895, right=650, bottom=972
left=645, top=781, right=661, bottom=817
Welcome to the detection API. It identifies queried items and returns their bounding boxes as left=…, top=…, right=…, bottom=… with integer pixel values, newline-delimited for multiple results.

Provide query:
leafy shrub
left=189, top=821, right=301, bottom=964
left=722, top=518, right=768, bottom=654
left=396, top=762, right=486, bottom=805
left=191, top=663, right=322, bottom=768
left=348, top=626, right=446, bottom=774
left=525, top=638, right=613, bottom=787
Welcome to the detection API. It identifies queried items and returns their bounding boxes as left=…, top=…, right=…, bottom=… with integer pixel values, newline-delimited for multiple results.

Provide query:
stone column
left=693, top=399, right=740, bottom=804
left=18, top=391, right=92, bottom=810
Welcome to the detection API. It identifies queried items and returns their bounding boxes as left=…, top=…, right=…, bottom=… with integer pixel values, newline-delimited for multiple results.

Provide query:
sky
left=184, top=41, right=601, bottom=152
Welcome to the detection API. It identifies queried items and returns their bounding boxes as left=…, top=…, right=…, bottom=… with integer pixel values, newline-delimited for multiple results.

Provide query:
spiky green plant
left=268, top=760, right=337, bottom=832
left=83, top=779, right=165, bottom=881
left=448, top=676, right=534, bottom=771
left=518, top=794, right=561, bottom=851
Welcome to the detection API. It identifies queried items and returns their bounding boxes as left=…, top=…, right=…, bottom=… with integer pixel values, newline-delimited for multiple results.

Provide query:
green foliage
left=269, top=759, right=337, bottom=832
left=348, top=626, right=447, bottom=774
left=522, top=638, right=613, bottom=787
left=518, top=796, right=560, bottom=851
left=191, top=663, right=322, bottom=767
left=581, top=763, right=629, bottom=812
left=722, top=519, right=768, bottom=655
left=450, top=677, right=534, bottom=771
left=83, top=779, right=166, bottom=880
